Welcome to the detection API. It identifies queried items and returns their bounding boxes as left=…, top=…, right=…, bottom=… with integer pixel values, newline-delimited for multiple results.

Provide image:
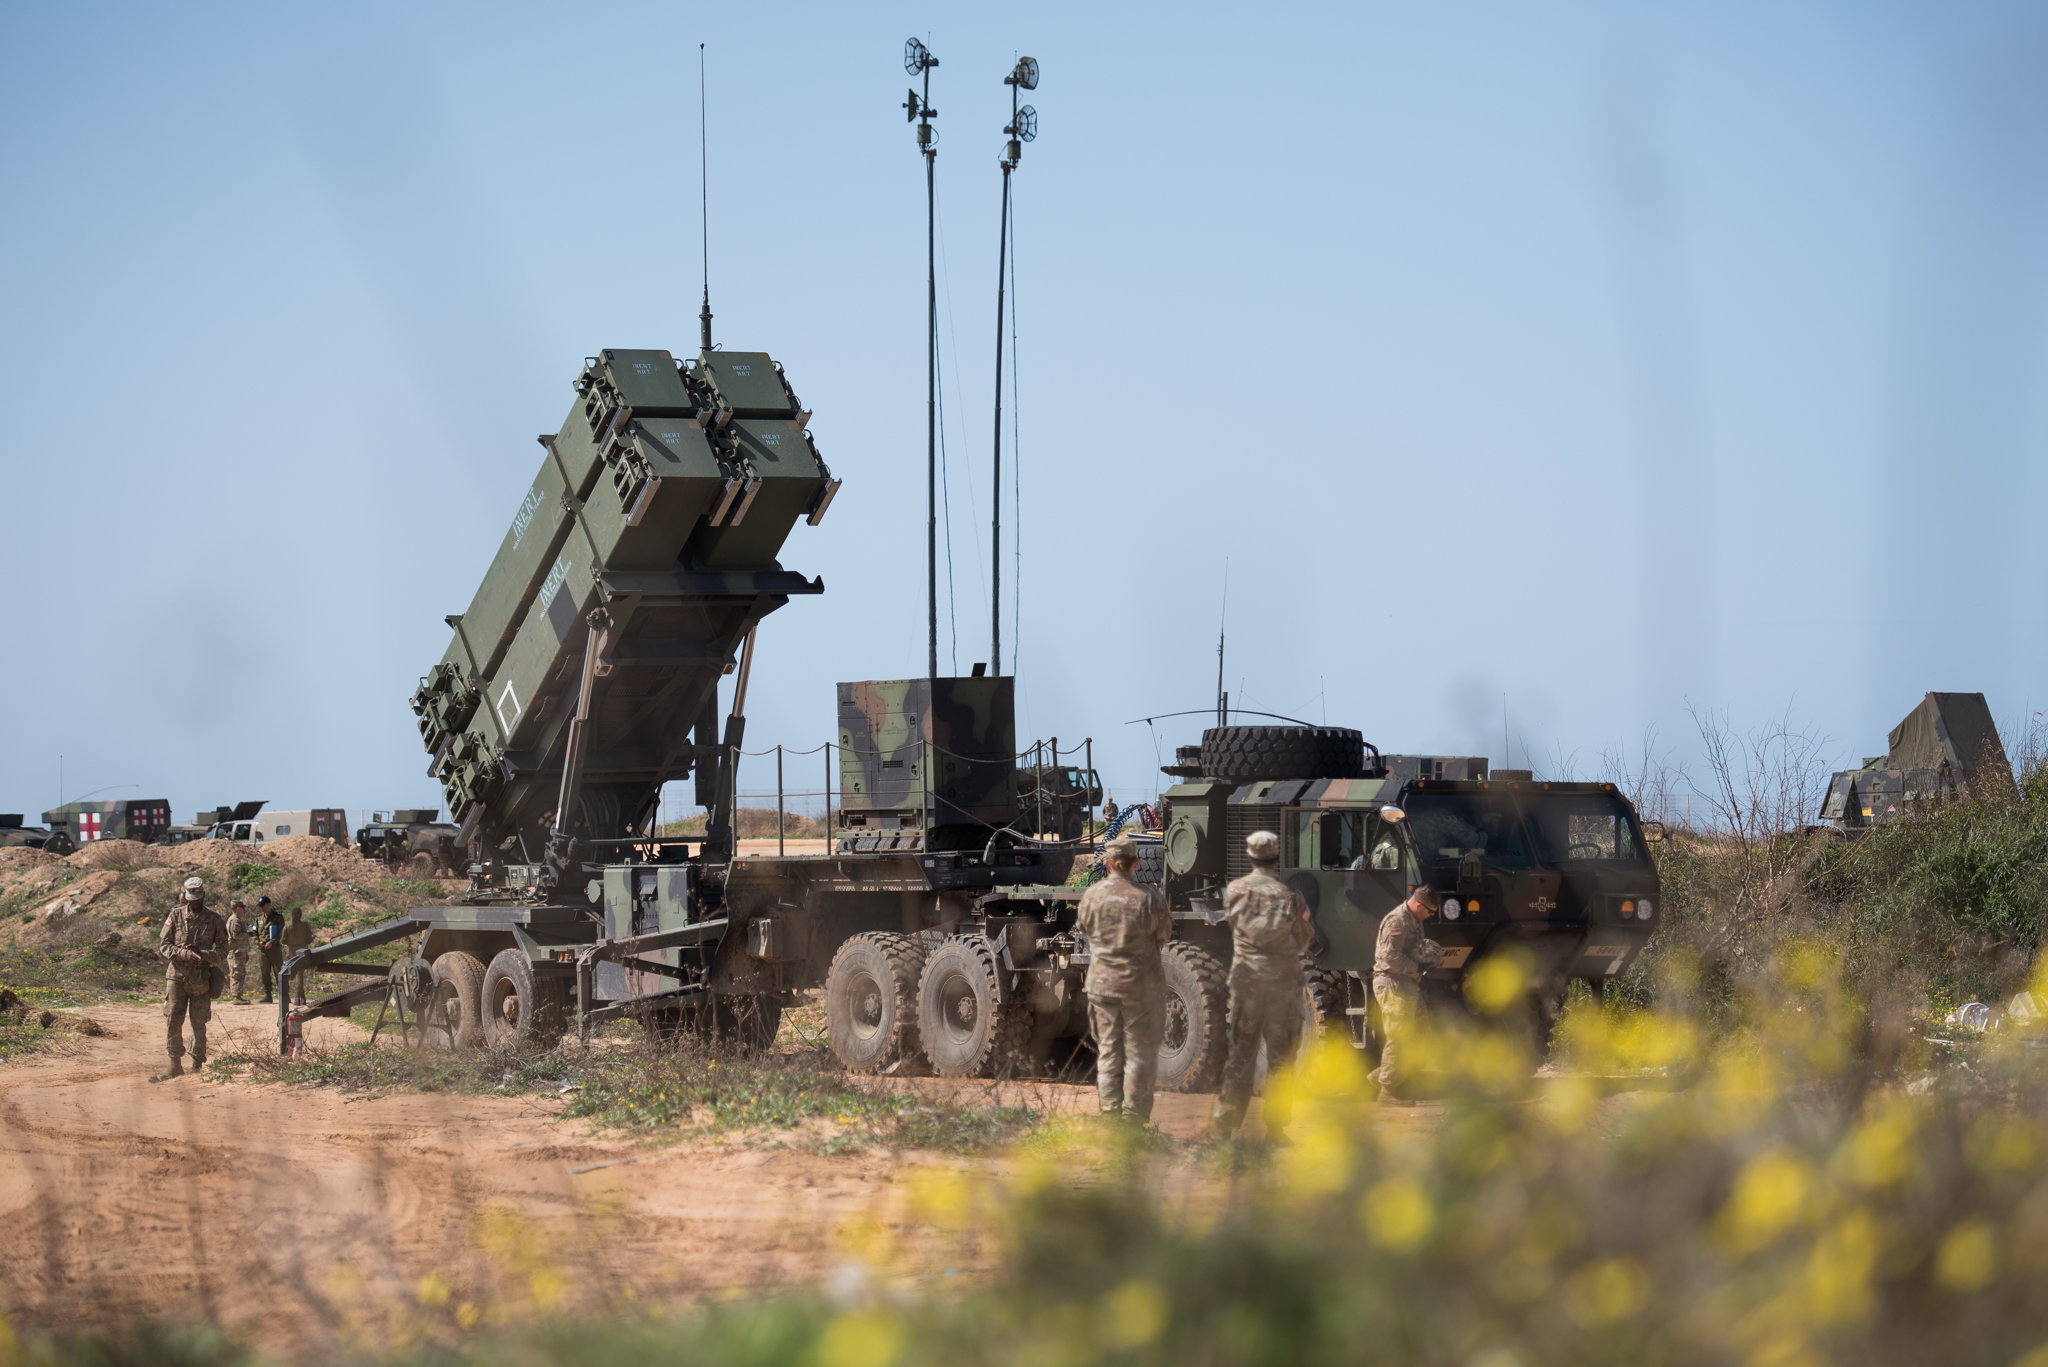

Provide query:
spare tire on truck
left=1200, top=726, right=1366, bottom=782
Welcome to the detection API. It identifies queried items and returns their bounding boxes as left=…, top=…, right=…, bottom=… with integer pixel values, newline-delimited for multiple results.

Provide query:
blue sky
left=1, top=1, right=2043, bottom=824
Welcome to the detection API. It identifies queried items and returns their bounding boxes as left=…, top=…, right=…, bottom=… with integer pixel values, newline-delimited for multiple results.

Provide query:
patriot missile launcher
left=283, top=340, right=1081, bottom=1075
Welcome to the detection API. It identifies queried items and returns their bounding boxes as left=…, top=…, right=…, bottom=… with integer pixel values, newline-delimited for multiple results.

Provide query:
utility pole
left=990, top=56, right=1037, bottom=677
left=904, top=39, right=940, bottom=685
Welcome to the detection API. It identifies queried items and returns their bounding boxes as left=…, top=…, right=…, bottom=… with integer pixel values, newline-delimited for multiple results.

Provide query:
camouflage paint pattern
left=1163, top=775, right=1660, bottom=1000
left=1821, top=692, right=2015, bottom=827
left=410, top=346, right=835, bottom=849
left=42, top=799, right=174, bottom=845
left=837, top=678, right=1018, bottom=835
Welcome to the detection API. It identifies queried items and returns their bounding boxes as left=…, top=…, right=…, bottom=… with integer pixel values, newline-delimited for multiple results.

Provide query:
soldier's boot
left=1209, top=1100, right=1247, bottom=1139
left=150, top=1053, right=184, bottom=1083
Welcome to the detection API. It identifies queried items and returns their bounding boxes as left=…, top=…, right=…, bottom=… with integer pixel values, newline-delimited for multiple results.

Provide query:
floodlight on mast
left=989, top=56, right=1038, bottom=678
left=904, top=38, right=941, bottom=686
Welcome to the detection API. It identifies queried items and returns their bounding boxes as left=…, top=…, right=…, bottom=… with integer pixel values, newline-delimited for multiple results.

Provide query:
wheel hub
left=849, top=970, right=884, bottom=1040
left=1163, top=995, right=1189, bottom=1053
left=939, top=972, right=979, bottom=1039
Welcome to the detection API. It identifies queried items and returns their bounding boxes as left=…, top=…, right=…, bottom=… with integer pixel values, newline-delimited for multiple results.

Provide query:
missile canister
left=411, top=346, right=837, bottom=855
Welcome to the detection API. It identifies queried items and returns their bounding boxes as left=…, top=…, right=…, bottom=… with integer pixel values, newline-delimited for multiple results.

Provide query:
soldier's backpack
left=207, top=964, right=226, bottom=999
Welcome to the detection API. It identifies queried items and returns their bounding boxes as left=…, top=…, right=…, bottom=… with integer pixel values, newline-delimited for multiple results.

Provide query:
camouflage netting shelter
left=1820, top=691, right=2013, bottom=828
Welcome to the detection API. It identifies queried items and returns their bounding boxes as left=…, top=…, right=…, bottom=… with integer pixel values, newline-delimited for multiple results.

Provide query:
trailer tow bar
left=562, top=917, right=730, bottom=1042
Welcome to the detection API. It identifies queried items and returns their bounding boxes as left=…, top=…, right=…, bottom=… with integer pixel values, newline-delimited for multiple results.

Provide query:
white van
left=206, top=808, right=349, bottom=846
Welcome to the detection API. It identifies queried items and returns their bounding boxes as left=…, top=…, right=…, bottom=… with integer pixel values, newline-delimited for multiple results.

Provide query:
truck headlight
left=1637, top=899, right=1654, bottom=921
left=1441, top=895, right=1461, bottom=921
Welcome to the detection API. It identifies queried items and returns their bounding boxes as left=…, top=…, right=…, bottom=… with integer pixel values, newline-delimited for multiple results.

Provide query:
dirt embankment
left=0, top=838, right=455, bottom=990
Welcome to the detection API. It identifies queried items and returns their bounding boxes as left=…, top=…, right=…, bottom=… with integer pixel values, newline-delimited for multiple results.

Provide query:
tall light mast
left=989, top=56, right=1037, bottom=677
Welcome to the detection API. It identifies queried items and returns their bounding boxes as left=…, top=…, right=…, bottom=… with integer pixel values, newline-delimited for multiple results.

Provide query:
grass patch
left=380, top=877, right=445, bottom=900
left=0, top=1015, right=61, bottom=1060
left=211, top=1034, right=1036, bottom=1154
left=0, top=941, right=161, bottom=1005
left=226, top=861, right=280, bottom=892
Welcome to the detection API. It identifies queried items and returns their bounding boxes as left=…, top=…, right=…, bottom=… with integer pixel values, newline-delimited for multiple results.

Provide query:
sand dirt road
left=0, top=1000, right=1264, bottom=1356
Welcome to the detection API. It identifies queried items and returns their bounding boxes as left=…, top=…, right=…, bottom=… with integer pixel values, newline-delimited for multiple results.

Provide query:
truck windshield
left=1403, top=793, right=1532, bottom=868
left=1525, top=793, right=1649, bottom=867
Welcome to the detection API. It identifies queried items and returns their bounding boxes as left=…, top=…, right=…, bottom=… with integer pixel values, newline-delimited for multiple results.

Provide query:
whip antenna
left=699, top=42, right=712, bottom=351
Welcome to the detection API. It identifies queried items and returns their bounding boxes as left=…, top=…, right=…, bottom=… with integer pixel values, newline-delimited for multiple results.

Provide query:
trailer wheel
left=417, top=951, right=486, bottom=1050
left=825, top=933, right=929, bottom=1071
left=1157, top=941, right=1229, bottom=1093
left=918, top=937, right=1031, bottom=1079
left=481, top=949, right=566, bottom=1051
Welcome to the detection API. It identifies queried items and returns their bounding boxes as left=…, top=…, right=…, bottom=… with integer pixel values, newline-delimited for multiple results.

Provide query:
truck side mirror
left=1642, top=820, right=1668, bottom=843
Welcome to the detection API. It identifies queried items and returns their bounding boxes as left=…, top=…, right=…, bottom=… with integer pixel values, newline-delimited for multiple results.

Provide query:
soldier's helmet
left=183, top=876, right=206, bottom=894
left=1246, top=830, right=1281, bottom=863
left=1104, top=834, right=1140, bottom=863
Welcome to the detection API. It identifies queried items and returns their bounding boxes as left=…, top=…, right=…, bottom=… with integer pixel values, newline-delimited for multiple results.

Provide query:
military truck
left=0, top=816, right=72, bottom=853
left=1820, top=692, right=2013, bottom=829
left=1014, top=759, right=1102, bottom=840
left=1137, top=726, right=1665, bottom=1087
left=282, top=340, right=1079, bottom=1076
left=43, top=799, right=174, bottom=845
left=357, top=810, right=464, bottom=875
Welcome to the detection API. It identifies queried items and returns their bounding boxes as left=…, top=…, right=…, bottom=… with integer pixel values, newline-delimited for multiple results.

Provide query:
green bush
left=226, top=862, right=280, bottom=892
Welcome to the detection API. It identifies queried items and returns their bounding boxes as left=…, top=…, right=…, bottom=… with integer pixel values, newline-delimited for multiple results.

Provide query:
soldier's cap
left=182, top=876, right=205, bottom=892
left=1246, top=830, right=1281, bottom=862
left=1104, top=835, right=1140, bottom=862
left=257, top=895, right=271, bottom=906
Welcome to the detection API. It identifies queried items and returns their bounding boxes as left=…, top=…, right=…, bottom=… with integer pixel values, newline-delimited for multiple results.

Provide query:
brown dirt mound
left=67, top=840, right=165, bottom=872
left=0, top=848, right=66, bottom=874
left=261, top=835, right=388, bottom=886
left=146, top=842, right=270, bottom=883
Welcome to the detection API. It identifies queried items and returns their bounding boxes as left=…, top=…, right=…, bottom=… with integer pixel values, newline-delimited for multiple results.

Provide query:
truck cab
left=1151, top=731, right=1664, bottom=1081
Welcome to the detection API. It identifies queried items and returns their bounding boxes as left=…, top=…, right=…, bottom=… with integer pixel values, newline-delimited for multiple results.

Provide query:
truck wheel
left=825, top=933, right=928, bottom=1071
left=1305, top=967, right=1348, bottom=1042
left=419, top=951, right=486, bottom=1050
left=1157, top=941, right=1228, bottom=1092
left=1199, top=725, right=1366, bottom=782
left=1133, top=843, right=1166, bottom=886
left=481, top=949, right=566, bottom=1051
left=918, top=937, right=1030, bottom=1079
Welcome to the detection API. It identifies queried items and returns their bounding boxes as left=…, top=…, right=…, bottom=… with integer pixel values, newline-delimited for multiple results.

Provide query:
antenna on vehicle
left=990, top=54, right=1038, bottom=679
left=699, top=42, right=712, bottom=352
left=1216, top=560, right=1229, bottom=730
left=905, top=36, right=940, bottom=687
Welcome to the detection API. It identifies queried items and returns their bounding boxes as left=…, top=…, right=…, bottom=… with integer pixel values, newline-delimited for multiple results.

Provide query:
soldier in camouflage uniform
left=154, top=876, right=226, bottom=1081
left=256, top=896, right=284, bottom=1004
left=281, top=905, right=314, bottom=1005
left=1075, top=834, right=1174, bottom=1121
left=224, top=900, right=252, bottom=1002
left=1373, top=886, right=1443, bottom=1102
left=1212, top=830, right=1316, bottom=1140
